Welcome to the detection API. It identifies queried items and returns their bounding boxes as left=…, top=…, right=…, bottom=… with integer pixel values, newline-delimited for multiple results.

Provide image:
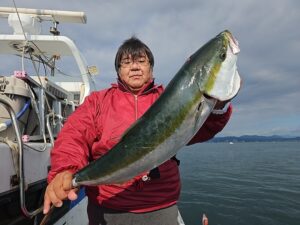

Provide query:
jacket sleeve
left=187, top=103, right=233, bottom=145
left=47, top=91, right=104, bottom=183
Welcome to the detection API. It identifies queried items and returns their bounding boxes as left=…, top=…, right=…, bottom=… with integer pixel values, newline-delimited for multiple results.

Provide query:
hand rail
left=0, top=98, right=43, bottom=218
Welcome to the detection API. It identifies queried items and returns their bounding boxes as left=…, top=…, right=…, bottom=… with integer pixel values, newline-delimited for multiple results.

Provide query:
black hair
left=114, top=36, right=154, bottom=72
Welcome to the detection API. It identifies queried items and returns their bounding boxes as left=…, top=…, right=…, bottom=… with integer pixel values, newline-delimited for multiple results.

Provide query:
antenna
left=0, top=7, right=87, bottom=24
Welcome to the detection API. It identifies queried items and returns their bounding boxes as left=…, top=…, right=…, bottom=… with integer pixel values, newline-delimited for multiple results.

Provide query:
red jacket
left=48, top=80, right=232, bottom=213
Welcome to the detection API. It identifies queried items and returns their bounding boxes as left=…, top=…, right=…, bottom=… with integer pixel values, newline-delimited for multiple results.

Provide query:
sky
left=1, top=0, right=300, bottom=137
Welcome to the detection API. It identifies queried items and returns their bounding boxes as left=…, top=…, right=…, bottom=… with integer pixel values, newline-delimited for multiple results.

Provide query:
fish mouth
left=224, top=30, right=240, bottom=55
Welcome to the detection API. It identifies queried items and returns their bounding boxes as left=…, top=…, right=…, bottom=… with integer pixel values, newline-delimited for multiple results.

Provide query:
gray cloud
left=1, top=0, right=299, bottom=136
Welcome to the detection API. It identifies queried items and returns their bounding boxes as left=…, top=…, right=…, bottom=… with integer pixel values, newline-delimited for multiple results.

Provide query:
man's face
left=118, top=53, right=153, bottom=94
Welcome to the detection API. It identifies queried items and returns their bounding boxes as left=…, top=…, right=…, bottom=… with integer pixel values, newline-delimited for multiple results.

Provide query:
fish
left=202, top=214, right=209, bottom=225
left=72, top=30, right=241, bottom=187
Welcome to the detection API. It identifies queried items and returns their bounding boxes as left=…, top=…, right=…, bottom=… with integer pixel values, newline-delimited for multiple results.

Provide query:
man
left=43, top=37, right=232, bottom=225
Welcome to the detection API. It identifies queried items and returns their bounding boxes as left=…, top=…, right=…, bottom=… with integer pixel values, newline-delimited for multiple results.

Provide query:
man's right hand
left=43, top=171, right=78, bottom=214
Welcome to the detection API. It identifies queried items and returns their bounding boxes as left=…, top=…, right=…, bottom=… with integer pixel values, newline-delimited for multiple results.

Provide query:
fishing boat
left=0, top=7, right=97, bottom=225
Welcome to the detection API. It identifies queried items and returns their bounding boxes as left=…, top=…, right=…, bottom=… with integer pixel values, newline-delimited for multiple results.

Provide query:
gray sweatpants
left=87, top=200, right=184, bottom=225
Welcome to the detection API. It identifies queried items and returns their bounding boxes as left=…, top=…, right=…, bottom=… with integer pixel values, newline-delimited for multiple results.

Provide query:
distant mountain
left=210, top=135, right=300, bottom=143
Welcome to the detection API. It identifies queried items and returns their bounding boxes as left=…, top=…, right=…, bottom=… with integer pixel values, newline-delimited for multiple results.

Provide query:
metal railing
left=0, top=98, right=43, bottom=218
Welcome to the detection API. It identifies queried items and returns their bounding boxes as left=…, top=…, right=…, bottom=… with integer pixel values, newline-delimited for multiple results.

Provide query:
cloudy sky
left=1, top=0, right=300, bottom=137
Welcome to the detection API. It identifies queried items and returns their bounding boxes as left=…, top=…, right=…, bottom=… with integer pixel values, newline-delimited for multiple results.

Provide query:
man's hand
left=43, top=171, right=78, bottom=214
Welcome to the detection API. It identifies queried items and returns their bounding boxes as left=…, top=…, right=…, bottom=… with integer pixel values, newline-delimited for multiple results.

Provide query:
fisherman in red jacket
left=43, top=37, right=232, bottom=225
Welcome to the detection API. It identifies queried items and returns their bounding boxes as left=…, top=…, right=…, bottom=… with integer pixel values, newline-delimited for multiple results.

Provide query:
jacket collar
left=112, top=78, right=158, bottom=96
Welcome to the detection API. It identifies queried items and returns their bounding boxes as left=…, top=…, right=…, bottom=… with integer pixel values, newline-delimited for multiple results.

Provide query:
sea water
left=177, top=142, right=300, bottom=225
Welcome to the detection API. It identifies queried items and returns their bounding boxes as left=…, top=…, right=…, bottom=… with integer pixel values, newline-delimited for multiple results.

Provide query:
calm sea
left=177, top=142, right=300, bottom=225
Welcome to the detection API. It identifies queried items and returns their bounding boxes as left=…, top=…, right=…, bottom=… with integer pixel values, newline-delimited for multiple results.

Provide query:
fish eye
left=220, top=52, right=226, bottom=61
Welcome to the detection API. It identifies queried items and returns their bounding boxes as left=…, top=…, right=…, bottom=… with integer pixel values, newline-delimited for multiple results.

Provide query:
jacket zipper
left=117, top=80, right=157, bottom=121
left=134, top=95, right=138, bottom=121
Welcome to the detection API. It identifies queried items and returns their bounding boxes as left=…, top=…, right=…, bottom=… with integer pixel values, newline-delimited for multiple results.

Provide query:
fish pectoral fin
left=197, top=100, right=203, bottom=111
left=194, top=97, right=216, bottom=132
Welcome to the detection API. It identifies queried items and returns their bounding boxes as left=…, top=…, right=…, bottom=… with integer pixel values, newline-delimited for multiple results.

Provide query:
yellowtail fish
left=72, top=30, right=241, bottom=187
